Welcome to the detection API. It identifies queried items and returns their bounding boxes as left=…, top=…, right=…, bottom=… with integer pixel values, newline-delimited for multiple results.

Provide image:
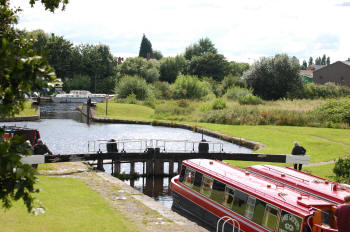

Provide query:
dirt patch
left=39, top=162, right=208, bottom=232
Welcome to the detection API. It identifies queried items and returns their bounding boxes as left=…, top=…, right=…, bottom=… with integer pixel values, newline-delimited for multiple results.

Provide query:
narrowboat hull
left=171, top=176, right=270, bottom=232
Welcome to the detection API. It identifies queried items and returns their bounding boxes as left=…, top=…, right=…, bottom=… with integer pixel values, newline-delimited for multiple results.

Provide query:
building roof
left=300, top=70, right=313, bottom=78
left=341, top=61, right=350, bottom=66
left=308, top=64, right=326, bottom=71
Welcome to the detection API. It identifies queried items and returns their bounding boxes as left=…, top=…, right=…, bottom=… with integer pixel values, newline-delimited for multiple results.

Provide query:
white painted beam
left=286, top=155, right=310, bottom=164
left=21, top=155, right=45, bottom=164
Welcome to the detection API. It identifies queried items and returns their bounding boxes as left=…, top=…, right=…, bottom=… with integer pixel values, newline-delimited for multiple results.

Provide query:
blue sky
left=12, top=0, right=350, bottom=63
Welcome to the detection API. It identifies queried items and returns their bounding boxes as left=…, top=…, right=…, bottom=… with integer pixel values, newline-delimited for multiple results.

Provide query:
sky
left=11, top=0, right=350, bottom=63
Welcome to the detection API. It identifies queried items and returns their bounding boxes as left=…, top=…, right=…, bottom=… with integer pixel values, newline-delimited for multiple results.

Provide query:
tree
left=308, top=57, right=313, bottom=66
left=184, top=37, right=217, bottom=60
left=151, top=50, right=163, bottom=60
left=242, top=54, right=302, bottom=100
left=118, top=57, right=160, bottom=83
left=138, top=34, right=152, bottom=59
left=229, top=62, right=250, bottom=76
left=326, top=57, right=331, bottom=65
left=1, top=0, right=65, bottom=212
left=302, top=60, right=308, bottom=70
left=188, top=52, right=230, bottom=81
left=321, top=54, right=326, bottom=65
left=159, top=55, right=186, bottom=83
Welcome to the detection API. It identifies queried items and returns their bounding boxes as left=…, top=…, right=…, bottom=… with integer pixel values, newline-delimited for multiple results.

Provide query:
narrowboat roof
left=183, top=159, right=334, bottom=216
left=247, top=164, right=350, bottom=204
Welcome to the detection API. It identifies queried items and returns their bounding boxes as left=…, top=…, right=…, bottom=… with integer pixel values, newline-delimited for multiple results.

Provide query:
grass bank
left=0, top=175, right=138, bottom=232
left=15, top=101, right=37, bottom=117
left=95, top=102, right=350, bottom=178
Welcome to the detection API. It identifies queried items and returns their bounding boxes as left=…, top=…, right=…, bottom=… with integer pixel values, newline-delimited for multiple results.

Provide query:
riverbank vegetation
left=14, top=102, right=37, bottom=117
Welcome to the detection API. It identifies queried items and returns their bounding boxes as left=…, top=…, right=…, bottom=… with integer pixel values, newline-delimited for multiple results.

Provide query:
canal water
left=2, top=103, right=252, bottom=208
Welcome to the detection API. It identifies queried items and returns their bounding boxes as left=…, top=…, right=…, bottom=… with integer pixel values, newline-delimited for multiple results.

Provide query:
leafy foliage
left=115, top=75, right=150, bottom=100
left=238, top=94, right=264, bottom=105
left=229, top=62, right=250, bottom=76
left=333, top=156, right=350, bottom=184
left=1, top=0, right=64, bottom=212
left=159, top=55, right=186, bottom=83
left=224, top=86, right=252, bottom=100
left=188, top=52, right=230, bottom=81
left=171, top=75, right=211, bottom=99
left=288, top=82, right=350, bottom=99
left=211, top=98, right=226, bottom=110
left=118, top=57, right=160, bottom=83
left=184, top=37, right=217, bottom=60
left=243, top=54, right=302, bottom=100
left=314, top=99, right=350, bottom=125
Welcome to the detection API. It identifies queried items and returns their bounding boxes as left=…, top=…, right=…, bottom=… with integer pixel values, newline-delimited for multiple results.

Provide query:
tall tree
left=302, top=60, right=308, bottom=70
left=326, top=57, right=331, bottom=65
left=188, top=52, right=230, bottom=81
left=308, top=57, right=313, bottom=66
left=321, top=54, right=326, bottom=65
left=242, top=54, right=302, bottom=100
left=1, top=0, right=66, bottom=213
left=184, top=37, right=217, bottom=60
left=138, top=34, right=153, bottom=59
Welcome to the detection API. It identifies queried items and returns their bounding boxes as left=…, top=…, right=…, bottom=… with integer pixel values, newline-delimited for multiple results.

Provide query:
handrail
left=216, top=215, right=240, bottom=232
left=263, top=165, right=310, bottom=183
left=87, top=138, right=224, bottom=153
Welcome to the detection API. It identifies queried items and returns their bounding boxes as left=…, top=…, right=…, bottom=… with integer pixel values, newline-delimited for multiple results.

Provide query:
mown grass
left=14, top=101, right=37, bottom=117
left=96, top=103, right=154, bottom=121
left=95, top=102, right=350, bottom=177
left=0, top=176, right=138, bottom=232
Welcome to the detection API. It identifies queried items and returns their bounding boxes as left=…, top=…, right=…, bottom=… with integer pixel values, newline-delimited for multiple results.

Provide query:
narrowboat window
left=200, top=175, right=213, bottom=196
left=252, top=199, right=266, bottom=226
left=262, top=204, right=279, bottom=231
left=322, top=210, right=330, bottom=227
left=245, top=196, right=256, bottom=219
left=192, top=172, right=203, bottom=192
left=210, top=180, right=225, bottom=204
left=184, top=168, right=196, bottom=187
left=231, top=189, right=248, bottom=216
left=279, top=210, right=303, bottom=232
left=179, top=165, right=186, bottom=182
left=224, top=187, right=235, bottom=208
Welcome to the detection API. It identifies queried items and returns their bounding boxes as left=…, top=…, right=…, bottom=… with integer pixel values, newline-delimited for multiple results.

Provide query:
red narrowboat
left=170, top=159, right=338, bottom=232
left=247, top=165, right=350, bottom=205
left=2, top=126, right=41, bottom=146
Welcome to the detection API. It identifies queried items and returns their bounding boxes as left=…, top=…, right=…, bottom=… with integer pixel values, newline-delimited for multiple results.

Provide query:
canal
left=2, top=103, right=252, bottom=208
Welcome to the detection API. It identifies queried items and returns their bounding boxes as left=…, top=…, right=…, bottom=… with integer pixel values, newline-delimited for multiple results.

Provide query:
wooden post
left=114, top=161, right=121, bottom=174
left=169, top=161, right=174, bottom=176
left=146, top=160, right=153, bottom=176
left=130, top=162, right=135, bottom=175
left=153, top=159, right=164, bottom=176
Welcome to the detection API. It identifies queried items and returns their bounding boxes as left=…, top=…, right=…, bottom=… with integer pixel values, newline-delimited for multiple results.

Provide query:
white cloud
left=11, top=0, right=350, bottom=63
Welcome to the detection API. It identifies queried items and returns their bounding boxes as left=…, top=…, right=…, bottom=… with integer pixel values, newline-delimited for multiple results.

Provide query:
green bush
left=238, top=94, right=264, bottom=105
left=314, top=99, right=350, bottom=125
left=152, top=81, right=172, bottom=99
left=125, top=93, right=137, bottom=104
left=224, top=86, right=252, bottom=100
left=115, top=75, right=150, bottom=100
left=289, top=83, right=350, bottom=99
left=154, top=102, right=193, bottom=118
left=333, top=156, right=350, bottom=184
left=63, top=74, right=91, bottom=92
left=171, top=75, right=211, bottom=99
left=211, top=98, right=227, bottom=110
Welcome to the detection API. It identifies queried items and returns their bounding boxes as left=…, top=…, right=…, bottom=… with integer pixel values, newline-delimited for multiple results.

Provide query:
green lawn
left=96, top=103, right=350, bottom=176
left=15, top=101, right=37, bottom=117
left=96, top=103, right=154, bottom=121
left=0, top=176, right=138, bottom=232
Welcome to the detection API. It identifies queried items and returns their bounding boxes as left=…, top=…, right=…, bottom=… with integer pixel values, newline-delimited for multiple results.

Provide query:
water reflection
left=2, top=103, right=252, bottom=208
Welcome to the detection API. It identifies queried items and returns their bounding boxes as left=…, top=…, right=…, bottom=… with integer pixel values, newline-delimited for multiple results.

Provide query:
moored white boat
left=52, top=90, right=106, bottom=103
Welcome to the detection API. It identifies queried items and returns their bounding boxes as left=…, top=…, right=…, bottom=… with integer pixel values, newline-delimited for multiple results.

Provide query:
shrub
left=115, top=75, right=149, bottom=100
left=288, top=83, right=350, bottom=99
left=177, top=99, right=190, bottom=108
left=118, top=57, right=160, bottom=83
left=171, top=75, right=211, bottom=99
left=238, top=94, right=264, bottom=105
left=152, top=81, right=172, bottom=99
left=211, top=98, right=227, bottom=110
left=314, top=99, right=350, bottom=125
left=63, top=74, right=91, bottom=92
left=125, top=93, right=137, bottom=104
left=224, top=86, right=252, bottom=100
left=333, top=156, right=350, bottom=184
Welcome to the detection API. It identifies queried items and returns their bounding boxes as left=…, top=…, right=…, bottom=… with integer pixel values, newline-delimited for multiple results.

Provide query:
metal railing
left=87, top=139, right=224, bottom=153
left=216, top=215, right=240, bottom=232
